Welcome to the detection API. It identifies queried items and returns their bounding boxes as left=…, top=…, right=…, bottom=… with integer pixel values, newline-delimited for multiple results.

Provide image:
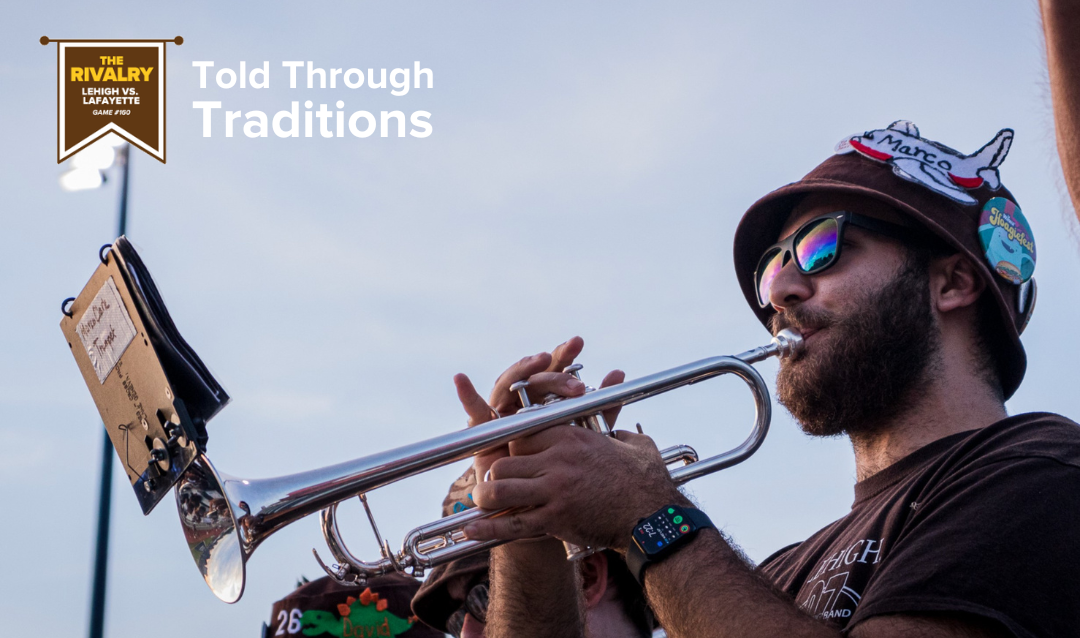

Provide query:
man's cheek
left=461, top=613, right=486, bottom=638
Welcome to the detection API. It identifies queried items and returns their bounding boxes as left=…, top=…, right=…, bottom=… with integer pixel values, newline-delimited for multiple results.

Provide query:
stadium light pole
left=61, top=134, right=131, bottom=638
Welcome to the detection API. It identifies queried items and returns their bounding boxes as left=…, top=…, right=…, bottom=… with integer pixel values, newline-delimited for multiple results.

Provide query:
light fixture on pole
left=60, top=134, right=126, bottom=191
left=60, top=132, right=132, bottom=638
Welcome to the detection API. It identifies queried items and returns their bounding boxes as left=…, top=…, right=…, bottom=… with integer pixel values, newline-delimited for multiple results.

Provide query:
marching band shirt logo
left=41, top=36, right=182, bottom=163
left=797, top=537, right=884, bottom=622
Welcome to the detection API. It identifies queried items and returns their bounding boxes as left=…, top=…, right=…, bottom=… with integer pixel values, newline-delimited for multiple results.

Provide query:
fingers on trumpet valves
left=491, top=352, right=553, bottom=410
left=464, top=508, right=545, bottom=541
left=510, top=370, right=589, bottom=411
left=509, top=380, right=535, bottom=410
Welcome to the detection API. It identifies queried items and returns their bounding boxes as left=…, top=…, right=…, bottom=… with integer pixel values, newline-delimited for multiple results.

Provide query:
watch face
left=633, top=507, right=693, bottom=556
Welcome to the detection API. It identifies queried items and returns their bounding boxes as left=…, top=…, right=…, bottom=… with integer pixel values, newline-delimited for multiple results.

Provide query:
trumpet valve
left=561, top=365, right=613, bottom=435
left=510, top=380, right=542, bottom=412
left=563, top=364, right=599, bottom=397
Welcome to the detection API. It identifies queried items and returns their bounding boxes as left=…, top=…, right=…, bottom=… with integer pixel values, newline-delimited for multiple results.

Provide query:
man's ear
left=931, top=254, right=986, bottom=314
left=580, top=552, right=609, bottom=609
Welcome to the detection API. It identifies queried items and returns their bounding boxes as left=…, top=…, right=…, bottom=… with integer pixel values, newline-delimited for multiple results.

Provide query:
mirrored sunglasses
left=754, top=211, right=922, bottom=308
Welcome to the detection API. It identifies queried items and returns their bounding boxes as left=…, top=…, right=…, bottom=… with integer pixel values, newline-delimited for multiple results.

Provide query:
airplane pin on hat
left=835, top=120, right=1012, bottom=206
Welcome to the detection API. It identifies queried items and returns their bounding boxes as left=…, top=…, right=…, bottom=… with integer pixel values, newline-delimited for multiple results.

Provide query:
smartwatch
left=626, top=505, right=715, bottom=585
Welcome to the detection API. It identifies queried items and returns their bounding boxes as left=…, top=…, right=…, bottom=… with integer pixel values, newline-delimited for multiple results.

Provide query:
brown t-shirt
left=756, top=412, right=1080, bottom=638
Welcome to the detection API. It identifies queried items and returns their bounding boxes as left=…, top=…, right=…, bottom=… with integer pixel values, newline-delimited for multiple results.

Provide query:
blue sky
left=2, top=1, right=1077, bottom=636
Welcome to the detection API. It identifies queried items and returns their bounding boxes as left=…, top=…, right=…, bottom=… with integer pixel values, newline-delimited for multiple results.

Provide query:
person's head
left=415, top=552, right=489, bottom=638
left=410, top=466, right=490, bottom=636
left=411, top=466, right=655, bottom=637
left=580, top=549, right=655, bottom=638
left=262, top=572, right=442, bottom=638
left=733, top=121, right=1037, bottom=437
left=412, top=549, right=653, bottom=638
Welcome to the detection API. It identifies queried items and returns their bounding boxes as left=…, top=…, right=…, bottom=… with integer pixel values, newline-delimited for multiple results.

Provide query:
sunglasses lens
left=446, top=609, right=466, bottom=637
left=446, top=581, right=489, bottom=637
left=794, top=218, right=839, bottom=272
left=466, top=583, right=490, bottom=624
left=756, top=247, right=784, bottom=306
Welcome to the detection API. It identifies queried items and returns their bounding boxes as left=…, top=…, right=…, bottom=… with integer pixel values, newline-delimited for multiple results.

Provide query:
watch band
left=626, top=505, right=714, bottom=585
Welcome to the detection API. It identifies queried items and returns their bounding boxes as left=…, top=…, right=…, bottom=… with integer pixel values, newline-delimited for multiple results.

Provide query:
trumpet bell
left=176, top=456, right=245, bottom=603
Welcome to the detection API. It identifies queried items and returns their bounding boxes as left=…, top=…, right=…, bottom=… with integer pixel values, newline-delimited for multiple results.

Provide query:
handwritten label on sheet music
left=76, top=277, right=138, bottom=383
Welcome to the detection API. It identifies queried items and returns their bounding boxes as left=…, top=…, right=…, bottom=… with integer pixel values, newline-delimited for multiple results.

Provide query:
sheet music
left=76, top=276, right=137, bottom=383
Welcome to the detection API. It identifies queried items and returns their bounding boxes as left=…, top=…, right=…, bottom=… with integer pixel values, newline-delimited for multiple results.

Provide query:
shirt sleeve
left=848, top=456, right=1080, bottom=638
left=755, top=542, right=801, bottom=570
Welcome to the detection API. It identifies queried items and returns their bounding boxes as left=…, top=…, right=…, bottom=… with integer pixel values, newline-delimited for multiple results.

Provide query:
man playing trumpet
left=454, top=122, right=1080, bottom=637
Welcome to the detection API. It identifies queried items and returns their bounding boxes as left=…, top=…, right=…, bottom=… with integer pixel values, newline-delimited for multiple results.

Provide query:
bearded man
left=452, top=122, right=1080, bottom=638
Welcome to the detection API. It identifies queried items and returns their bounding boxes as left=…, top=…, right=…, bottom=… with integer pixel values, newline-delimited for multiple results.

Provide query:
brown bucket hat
left=411, top=550, right=490, bottom=632
left=733, top=121, right=1037, bottom=399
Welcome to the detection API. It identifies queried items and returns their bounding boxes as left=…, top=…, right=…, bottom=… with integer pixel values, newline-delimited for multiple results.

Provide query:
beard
left=772, top=259, right=942, bottom=438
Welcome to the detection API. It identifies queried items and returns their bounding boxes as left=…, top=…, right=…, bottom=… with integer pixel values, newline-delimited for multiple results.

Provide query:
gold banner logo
left=42, top=36, right=182, bottom=164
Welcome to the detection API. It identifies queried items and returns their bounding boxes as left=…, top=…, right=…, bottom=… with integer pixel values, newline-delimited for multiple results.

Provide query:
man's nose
left=767, top=256, right=814, bottom=311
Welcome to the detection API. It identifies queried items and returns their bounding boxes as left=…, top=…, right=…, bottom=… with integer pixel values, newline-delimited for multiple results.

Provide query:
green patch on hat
left=300, top=587, right=417, bottom=637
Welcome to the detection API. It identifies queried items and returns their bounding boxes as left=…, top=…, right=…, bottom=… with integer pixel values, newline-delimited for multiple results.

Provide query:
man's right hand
left=453, top=336, right=620, bottom=638
left=453, top=336, right=625, bottom=480
left=453, top=337, right=679, bottom=553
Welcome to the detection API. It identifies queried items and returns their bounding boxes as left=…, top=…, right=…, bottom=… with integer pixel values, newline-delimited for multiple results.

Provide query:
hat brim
left=410, top=551, right=489, bottom=632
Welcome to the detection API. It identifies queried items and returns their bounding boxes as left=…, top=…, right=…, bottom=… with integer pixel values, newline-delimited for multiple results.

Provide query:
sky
left=2, top=1, right=1078, bottom=636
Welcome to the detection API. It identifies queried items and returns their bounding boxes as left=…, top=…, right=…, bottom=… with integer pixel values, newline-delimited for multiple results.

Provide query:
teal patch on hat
left=978, top=197, right=1035, bottom=284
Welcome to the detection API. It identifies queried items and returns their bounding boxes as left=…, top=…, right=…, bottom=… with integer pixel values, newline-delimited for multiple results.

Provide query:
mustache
left=769, top=306, right=836, bottom=337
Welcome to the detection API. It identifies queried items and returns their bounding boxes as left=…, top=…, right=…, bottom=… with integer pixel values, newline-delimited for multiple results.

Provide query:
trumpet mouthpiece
left=772, top=329, right=805, bottom=360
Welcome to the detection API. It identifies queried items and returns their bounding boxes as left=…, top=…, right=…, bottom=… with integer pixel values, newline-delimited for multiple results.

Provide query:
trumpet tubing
left=175, top=329, right=803, bottom=603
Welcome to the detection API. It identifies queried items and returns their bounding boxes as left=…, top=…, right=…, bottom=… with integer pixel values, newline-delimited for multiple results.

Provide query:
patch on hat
left=301, top=588, right=419, bottom=637
left=835, top=120, right=1013, bottom=206
left=978, top=197, right=1035, bottom=284
left=441, top=466, right=478, bottom=517
left=267, top=576, right=439, bottom=638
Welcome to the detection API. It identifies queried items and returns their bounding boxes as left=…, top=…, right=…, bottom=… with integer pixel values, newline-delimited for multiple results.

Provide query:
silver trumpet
left=174, top=329, right=803, bottom=603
